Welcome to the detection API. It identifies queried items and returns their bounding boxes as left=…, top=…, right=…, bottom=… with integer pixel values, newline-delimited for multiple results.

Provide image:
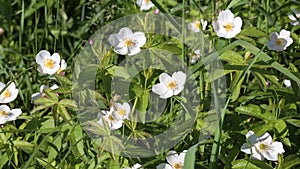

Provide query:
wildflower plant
left=0, top=0, right=300, bottom=169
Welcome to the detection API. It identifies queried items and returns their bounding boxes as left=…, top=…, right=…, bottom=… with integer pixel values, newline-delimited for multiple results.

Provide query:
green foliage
left=0, top=0, right=300, bottom=168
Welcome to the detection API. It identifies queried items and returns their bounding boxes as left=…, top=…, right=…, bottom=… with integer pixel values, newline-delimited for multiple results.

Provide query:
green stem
left=209, top=93, right=231, bottom=169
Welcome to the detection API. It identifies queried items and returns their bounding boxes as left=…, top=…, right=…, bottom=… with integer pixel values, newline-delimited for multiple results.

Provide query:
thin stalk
left=209, top=92, right=231, bottom=169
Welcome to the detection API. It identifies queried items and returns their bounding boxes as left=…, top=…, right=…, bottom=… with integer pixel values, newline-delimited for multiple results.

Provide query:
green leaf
left=57, top=105, right=73, bottom=124
left=235, top=104, right=276, bottom=121
left=54, top=74, right=72, bottom=86
left=43, top=89, right=59, bottom=102
left=220, top=50, right=245, bottom=64
left=274, top=119, right=288, bottom=138
left=280, top=155, right=300, bottom=169
left=239, top=27, right=267, bottom=38
left=59, top=99, right=77, bottom=109
left=285, top=119, right=300, bottom=128
left=184, top=143, right=199, bottom=169
left=232, top=159, right=273, bottom=169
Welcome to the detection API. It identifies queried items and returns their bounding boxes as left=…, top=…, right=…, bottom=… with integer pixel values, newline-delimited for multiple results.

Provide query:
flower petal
left=152, top=83, right=168, bottom=96
left=172, top=71, right=186, bottom=86
left=119, top=27, right=133, bottom=39
left=128, top=47, right=141, bottom=56
left=167, top=150, right=179, bottom=165
left=178, top=150, right=187, bottom=163
left=258, top=132, right=272, bottom=145
left=246, top=131, right=258, bottom=145
left=36, top=50, right=50, bottom=65
left=218, top=10, right=234, bottom=23
left=272, top=141, right=285, bottom=154
left=130, top=32, right=146, bottom=48
left=159, top=73, right=172, bottom=84
left=160, top=89, right=173, bottom=99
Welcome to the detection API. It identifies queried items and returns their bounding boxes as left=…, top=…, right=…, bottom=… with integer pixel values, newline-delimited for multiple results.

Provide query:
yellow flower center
left=276, top=39, right=284, bottom=46
left=195, top=21, right=201, bottom=29
left=118, top=109, right=126, bottom=116
left=173, top=163, right=182, bottom=169
left=223, top=23, right=233, bottom=32
left=259, top=143, right=267, bottom=150
left=124, top=39, right=135, bottom=47
left=3, top=90, right=11, bottom=98
left=108, top=115, right=114, bottom=121
left=167, top=80, right=177, bottom=89
left=0, top=110, right=6, bottom=117
left=145, top=0, right=151, bottom=4
left=44, top=59, right=55, bottom=68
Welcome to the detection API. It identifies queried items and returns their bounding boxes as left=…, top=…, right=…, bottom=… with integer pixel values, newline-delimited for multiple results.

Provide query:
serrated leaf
left=59, top=99, right=77, bottom=109
left=54, top=74, right=72, bottom=86
left=43, top=89, right=59, bottom=102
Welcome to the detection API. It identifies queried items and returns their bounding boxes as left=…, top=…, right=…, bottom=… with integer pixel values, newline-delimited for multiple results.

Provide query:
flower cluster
left=241, top=131, right=285, bottom=161
left=156, top=150, right=187, bottom=169
left=0, top=81, right=22, bottom=125
left=97, top=102, right=131, bottom=130
left=36, top=50, right=67, bottom=75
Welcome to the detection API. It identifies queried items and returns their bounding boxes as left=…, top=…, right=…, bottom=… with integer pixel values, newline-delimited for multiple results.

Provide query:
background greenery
left=0, top=0, right=300, bottom=168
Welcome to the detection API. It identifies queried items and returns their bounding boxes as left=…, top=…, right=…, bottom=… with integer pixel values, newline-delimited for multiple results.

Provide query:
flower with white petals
left=156, top=150, right=187, bottom=169
left=57, top=59, right=67, bottom=75
left=191, top=49, right=201, bottom=64
left=213, top=10, right=242, bottom=38
left=36, top=50, right=61, bottom=75
left=188, top=19, right=208, bottom=32
left=283, top=79, right=291, bottom=88
left=288, top=9, right=300, bottom=26
left=0, top=105, right=22, bottom=125
left=113, top=102, right=131, bottom=120
left=31, top=84, right=59, bottom=102
left=0, top=82, right=18, bottom=104
left=267, top=29, right=293, bottom=52
left=241, top=131, right=285, bottom=161
left=123, top=163, right=143, bottom=169
left=136, top=0, right=154, bottom=11
left=97, top=108, right=123, bottom=130
left=109, top=27, right=146, bottom=56
left=152, top=71, right=186, bottom=99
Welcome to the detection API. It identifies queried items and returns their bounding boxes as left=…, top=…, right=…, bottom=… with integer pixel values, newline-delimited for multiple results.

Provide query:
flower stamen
left=173, top=163, right=182, bottom=169
left=0, top=110, right=6, bottom=117
left=223, top=23, right=234, bottom=32
left=167, top=80, right=177, bottom=89
left=3, top=90, right=11, bottom=98
left=118, top=109, right=126, bottom=116
left=44, top=59, right=55, bottom=68
left=124, top=39, right=135, bottom=47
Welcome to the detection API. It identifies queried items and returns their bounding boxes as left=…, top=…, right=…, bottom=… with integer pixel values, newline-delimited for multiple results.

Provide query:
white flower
left=152, top=71, right=186, bottom=99
left=31, top=84, right=59, bottom=102
left=188, top=19, right=208, bottom=32
left=156, top=150, right=187, bottom=169
left=36, top=50, right=61, bottom=75
left=97, top=108, right=123, bottom=130
left=241, top=131, right=285, bottom=161
left=212, top=10, right=242, bottom=38
left=136, top=0, right=154, bottom=11
left=56, top=59, right=67, bottom=75
left=109, top=27, right=146, bottom=56
left=191, top=49, right=201, bottom=64
left=288, top=9, right=300, bottom=26
left=113, top=102, right=131, bottom=120
left=123, top=163, right=143, bottom=169
left=283, top=79, right=291, bottom=88
left=0, top=105, right=22, bottom=125
left=267, top=29, right=293, bottom=52
left=0, top=82, right=18, bottom=104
